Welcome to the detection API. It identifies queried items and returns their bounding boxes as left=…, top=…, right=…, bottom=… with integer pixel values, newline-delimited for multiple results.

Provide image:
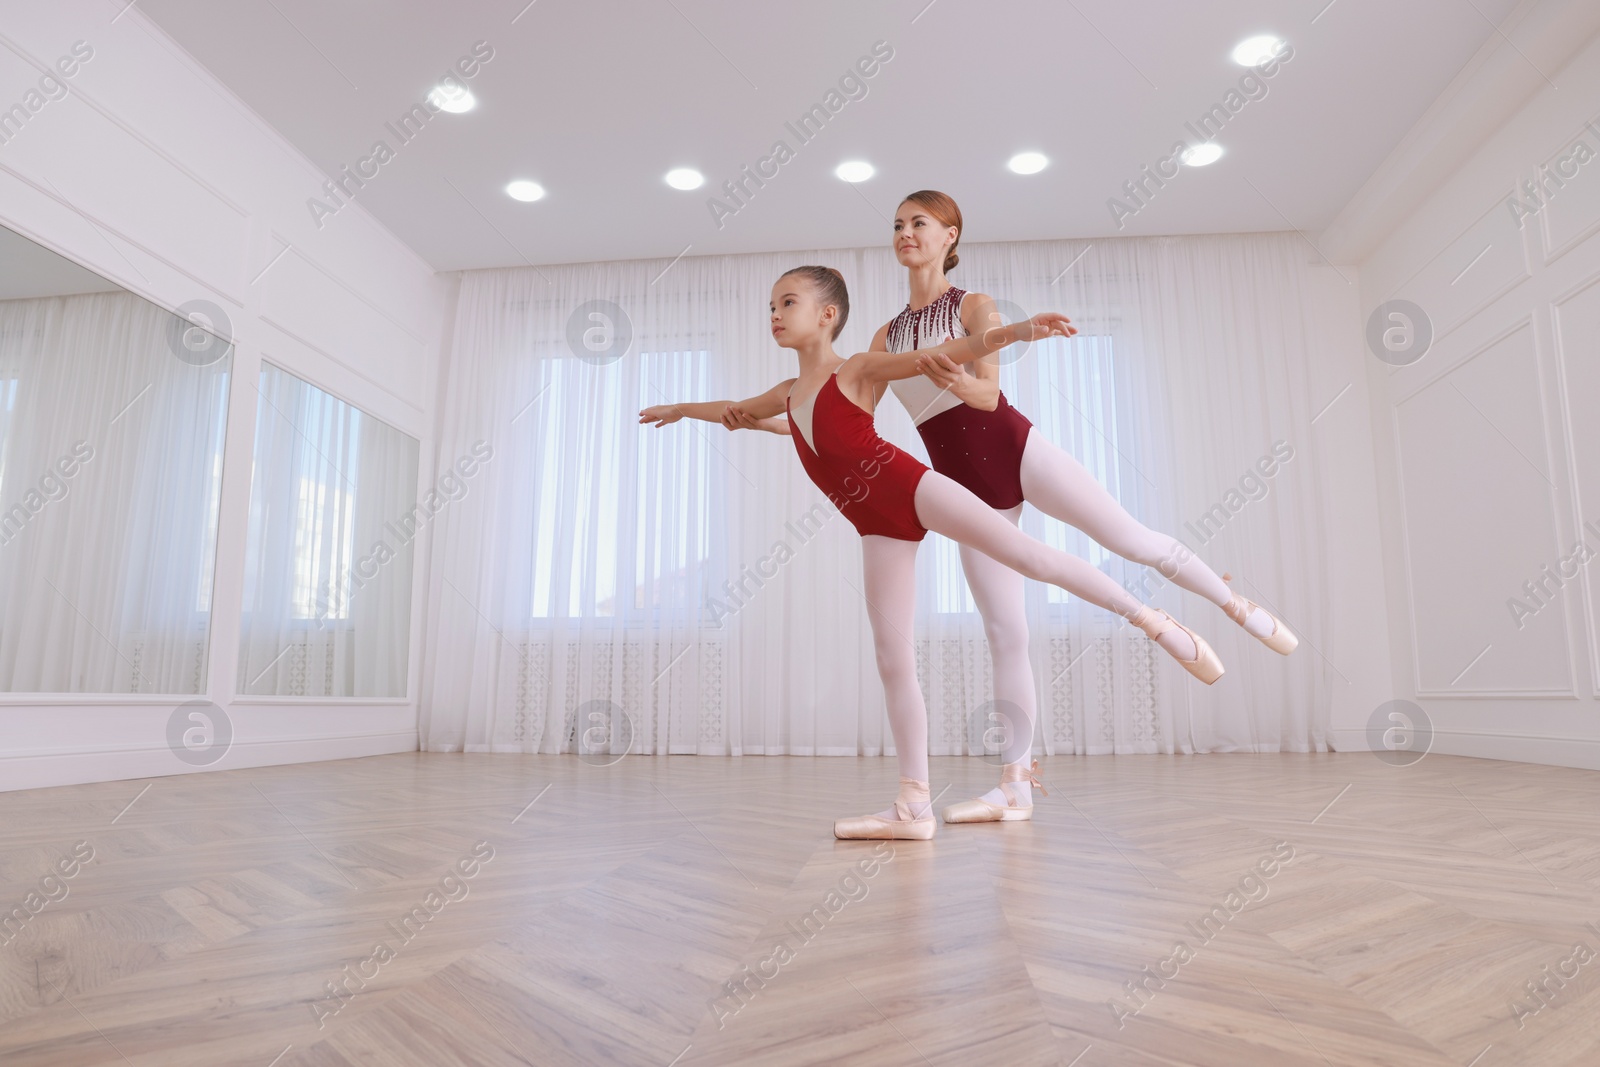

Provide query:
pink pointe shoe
left=942, top=759, right=1048, bottom=823
left=1222, top=573, right=1299, bottom=655
left=834, top=776, right=937, bottom=841
left=1128, top=606, right=1225, bottom=685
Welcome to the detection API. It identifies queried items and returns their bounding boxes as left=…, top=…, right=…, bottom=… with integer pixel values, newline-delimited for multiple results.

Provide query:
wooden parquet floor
left=1, top=751, right=1598, bottom=1066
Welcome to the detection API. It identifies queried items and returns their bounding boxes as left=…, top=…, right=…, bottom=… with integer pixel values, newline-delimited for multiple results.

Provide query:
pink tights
left=857, top=465, right=1212, bottom=815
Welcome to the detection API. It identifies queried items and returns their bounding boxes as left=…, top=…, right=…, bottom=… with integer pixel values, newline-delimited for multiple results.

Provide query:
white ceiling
left=135, top=0, right=1521, bottom=272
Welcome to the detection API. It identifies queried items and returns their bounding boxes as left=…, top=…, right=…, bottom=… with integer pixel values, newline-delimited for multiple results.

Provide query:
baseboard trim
left=0, top=730, right=418, bottom=793
left=1330, top=727, right=1600, bottom=771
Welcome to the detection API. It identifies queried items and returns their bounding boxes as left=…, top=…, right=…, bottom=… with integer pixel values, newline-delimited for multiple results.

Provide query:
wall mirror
left=237, top=363, right=419, bottom=698
left=0, top=224, right=230, bottom=694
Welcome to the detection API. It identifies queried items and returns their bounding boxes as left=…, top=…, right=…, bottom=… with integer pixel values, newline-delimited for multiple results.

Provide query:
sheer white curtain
left=237, top=362, right=417, bottom=698
left=420, top=233, right=1346, bottom=756
left=931, top=236, right=1343, bottom=754
left=0, top=291, right=227, bottom=693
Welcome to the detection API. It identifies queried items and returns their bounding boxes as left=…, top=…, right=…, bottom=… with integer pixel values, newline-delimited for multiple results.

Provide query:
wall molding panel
left=1391, top=318, right=1576, bottom=698
left=1550, top=272, right=1600, bottom=697
left=1355, top=20, right=1600, bottom=768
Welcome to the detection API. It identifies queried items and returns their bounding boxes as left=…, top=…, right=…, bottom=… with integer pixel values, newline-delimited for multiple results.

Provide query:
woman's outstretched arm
left=916, top=289, right=1011, bottom=410
left=857, top=316, right=997, bottom=411
left=916, top=353, right=999, bottom=411
left=639, top=377, right=796, bottom=427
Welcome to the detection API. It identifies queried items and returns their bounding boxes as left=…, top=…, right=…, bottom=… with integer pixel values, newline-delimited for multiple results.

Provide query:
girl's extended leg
left=858, top=534, right=932, bottom=821
left=1017, top=431, right=1276, bottom=639
left=956, top=506, right=1039, bottom=805
left=913, top=472, right=1203, bottom=665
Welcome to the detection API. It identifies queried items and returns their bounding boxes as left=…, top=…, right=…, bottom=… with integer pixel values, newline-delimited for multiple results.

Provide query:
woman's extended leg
left=913, top=472, right=1212, bottom=671
left=1017, top=431, right=1276, bottom=639
left=956, top=505, right=1040, bottom=805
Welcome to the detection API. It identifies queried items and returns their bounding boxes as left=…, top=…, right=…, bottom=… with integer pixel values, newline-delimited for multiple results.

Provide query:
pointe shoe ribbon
left=1128, top=605, right=1225, bottom=685
left=835, top=776, right=937, bottom=840
left=1002, top=758, right=1048, bottom=799
left=1221, top=573, right=1299, bottom=656
left=891, top=775, right=930, bottom=821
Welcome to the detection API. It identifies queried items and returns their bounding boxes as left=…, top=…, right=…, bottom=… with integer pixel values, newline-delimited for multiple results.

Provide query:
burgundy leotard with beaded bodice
left=885, top=286, right=1034, bottom=510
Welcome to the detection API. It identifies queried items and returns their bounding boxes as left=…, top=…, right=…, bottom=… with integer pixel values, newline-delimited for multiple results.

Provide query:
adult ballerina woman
left=873, top=190, right=1297, bottom=823
left=640, top=266, right=1224, bottom=841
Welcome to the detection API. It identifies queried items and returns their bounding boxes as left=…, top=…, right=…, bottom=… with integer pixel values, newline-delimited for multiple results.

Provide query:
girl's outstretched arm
left=639, top=378, right=796, bottom=427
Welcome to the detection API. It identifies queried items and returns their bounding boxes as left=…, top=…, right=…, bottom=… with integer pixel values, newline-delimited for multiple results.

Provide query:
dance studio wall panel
left=1551, top=279, right=1600, bottom=699
left=1395, top=196, right=1531, bottom=346
left=1540, top=114, right=1600, bottom=263
left=1391, top=320, right=1573, bottom=698
left=1355, top=19, right=1600, bottom=768
left=0, top=3, right=450, bottom=790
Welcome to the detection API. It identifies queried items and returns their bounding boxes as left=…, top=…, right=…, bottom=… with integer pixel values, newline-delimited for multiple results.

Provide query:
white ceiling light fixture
left=1230, top=35, right=1284, bottom=66
left=1007, top=152, right=1048, bottom=175
left=506, top=180, right=545, bottom=202
left=835, top=161, right=874, bottom=183
left=664, top=168, right=704, bottom=191
left=1181, top=143, right=1224, bottom=167
left=427, top=84, right=476, bottom=113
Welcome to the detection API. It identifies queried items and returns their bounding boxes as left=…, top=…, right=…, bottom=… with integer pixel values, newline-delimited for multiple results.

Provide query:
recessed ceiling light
left=1181, top=143, right=1223, bottom=167
left=1007, top=152, right=1048, bottom=175
left=665, top=168, right=704, bottom=191
left=1230, top=35, right=1284, bottom=66
left=835, top=161, right=874, bottom=183
left=506, top=180, right=545, bottom=202
left=427, top=84, right=476, bottom=113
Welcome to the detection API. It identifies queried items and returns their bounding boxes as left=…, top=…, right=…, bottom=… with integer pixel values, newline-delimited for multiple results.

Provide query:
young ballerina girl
left=882, top=191, right=1296, bottom=822
left=640, top=266, right=1224, bottom=841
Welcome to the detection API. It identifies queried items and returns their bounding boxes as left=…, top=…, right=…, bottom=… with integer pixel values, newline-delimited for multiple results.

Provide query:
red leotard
left=787, top=373, right=929, bottom=542
left=885, top=286, right=1034, bottom=510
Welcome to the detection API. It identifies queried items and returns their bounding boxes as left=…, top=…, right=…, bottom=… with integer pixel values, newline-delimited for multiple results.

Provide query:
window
left=633, top=351, right=713, bottom=614
left=928, top=334, right=1125, bottom=613
left=530, top=350, right=715, bottom=620
left=530, top=356, right=619, bottom=618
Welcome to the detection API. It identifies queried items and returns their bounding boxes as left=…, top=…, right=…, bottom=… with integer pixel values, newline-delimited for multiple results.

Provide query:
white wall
left=0, top=4, right=452, bottom=789
left=1345, top=20, right=1600, bottom=767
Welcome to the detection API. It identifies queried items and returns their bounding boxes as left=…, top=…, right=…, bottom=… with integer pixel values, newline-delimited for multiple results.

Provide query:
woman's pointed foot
left=1222, top=574, right=1299, bottom=655
left=835, top=777, right=937, bottom=840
